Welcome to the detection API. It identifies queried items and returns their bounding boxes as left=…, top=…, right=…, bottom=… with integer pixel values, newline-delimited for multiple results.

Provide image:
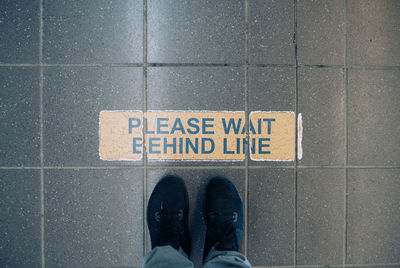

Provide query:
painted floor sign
left=99, top=111, right=302, bottom=161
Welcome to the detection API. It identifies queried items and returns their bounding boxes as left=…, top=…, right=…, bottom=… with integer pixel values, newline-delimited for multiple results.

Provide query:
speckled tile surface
left=0, top=67, right=41, bottom=166
left=347, top=0, right=400, bottom=66
left=43, top=0, right=143, bottom=63
left=1, top=0, right=399, bottom=267
left=248, top=168, right=295, bottom=266
left=348, top=69, right=400, bottom=166
left=298, top=67, right=345, bottom=166
left=0, top=0, right=40, bottom=63
left=43, top=67, right=143, bottom=166
left=148, top=0, right=245, bottom=63
left=44, top=169, right=144, bottom=267
left=0, top=170, right=41, bottom=268
left=248, top=0, right=294, bottom=64
left=297, top=168, right=345, bottom=265
left=297, top=0, right=344, bottom=65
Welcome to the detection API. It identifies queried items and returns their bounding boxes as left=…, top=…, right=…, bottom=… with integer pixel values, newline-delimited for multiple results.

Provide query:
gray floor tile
left=248, top=67, right=296, bottom=166
left=44, top=168, right=144, bottom=268
left=43, top=67, right=143, bottom=166
left=249, top=67, right=296, bottom=111
left=346, top=266, right=400, bottom=268
left=0, top=0, right=39, bottom=63
left=249, top=0, right=294, bottom=64
left=146, top=168, right=245, bottom=267
left=44, top=0, right=143, bottom=63
left=298, top=0, right=344, bottom=65
left=0, top=170, right=41, bottom=268
left=248, top=168, right=295, bottom=266
left=0, top=67, right=40, bottom=166
left=348, top=69, right=400, bottom=166
left=297, top=168, right=345, bottom=265
left=148, top=0, right=245, bottom=64
left=347, top=0, right=400, bottom=66
left=146, top=66, right=245, bottom=166
left=347, top=169, right=400, bottom=264
left=298, top=67, right=345, bottom=166
left=147, top=67, right=245, bottom=111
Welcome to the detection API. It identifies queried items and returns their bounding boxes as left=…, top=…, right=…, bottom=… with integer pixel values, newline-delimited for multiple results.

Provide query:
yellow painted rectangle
left=99, top=111, right=143, bottom=161
left=249, top=111, right=295, bottom=161
left=145, top=111, right=245, bottom=160
left=99, top=110, right=298, bottom=161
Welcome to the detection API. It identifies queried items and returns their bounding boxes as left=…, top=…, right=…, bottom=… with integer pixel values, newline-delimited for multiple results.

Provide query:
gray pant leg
left=203, top=247, right=252, bottom=268
left=141, top=245, right=194, bottom=268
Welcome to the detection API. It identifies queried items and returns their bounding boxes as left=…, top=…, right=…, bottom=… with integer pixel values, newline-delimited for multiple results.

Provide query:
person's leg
left=142, top=175, right=193, bottom=268
left=141, top=245, right=193, bottom=268
left=202, top=177, right=252, bottom=268
left=203, top=247, right=251, bottom=268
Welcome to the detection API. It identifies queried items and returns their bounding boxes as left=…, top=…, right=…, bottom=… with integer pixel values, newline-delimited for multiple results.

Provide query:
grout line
left=39, top=0, right=45, bottom=267
left=344, top=263, right=400, bottom=267
left=244, top=0, right=249, bottom=258
left=0, top=166, right=42, bottom=170
left=343, top=168, right=348, bottom=268
left=297, top=165, right=400, bottom=169
left=142, top=0, right=148, bottom=257
left=251, top=264, right=400, bottom=268
left=293, top=0, right=299, bottom=266
left=251, top=265, right=400, bottom=268
left=2, top=165, right=400, bottom=170
left=347, top=65, right=400, bottom=70
left=1, top=63, right=400, bottom=70
left=343, top=1, right=348, bottom=266
left=298, top=64, right=345, bottom=69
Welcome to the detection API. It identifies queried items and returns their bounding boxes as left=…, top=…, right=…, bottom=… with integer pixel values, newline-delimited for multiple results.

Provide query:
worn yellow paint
left=99, top=110, right=298, bottom=161
left=146, top=111, right=245, bottom=160
left=99, top=111, right=143, bottom=161
left=249, top=111, right=295, bottom=161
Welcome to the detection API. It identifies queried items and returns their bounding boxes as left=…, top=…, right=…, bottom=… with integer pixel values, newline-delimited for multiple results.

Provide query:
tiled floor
left=0, top=0, right=399, bottom=268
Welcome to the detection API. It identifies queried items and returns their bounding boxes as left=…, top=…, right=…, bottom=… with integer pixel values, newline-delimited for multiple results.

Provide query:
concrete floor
left=1, top=0, right=400, bottom=267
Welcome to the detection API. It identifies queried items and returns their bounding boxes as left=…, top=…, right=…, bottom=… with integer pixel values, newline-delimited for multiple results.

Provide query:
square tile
left=348, top=69, right=400, bottom=166
left=0, top=0, right=40, bottom=63
left=0, top=169, right=41, bottom=268
left=43, top=67, right=143, bottom=166
left=347, top=169, right=400, bottom=264
left=147, top=67, right=245, bottom=111
left=249, top=0, right=294, bottom=64
left=298, top=67, right=345, bottom=166
left=44, top=168, right=144, bottom=267
left=147, top=67, right=245, bottom=166
left=0, top=67, right=40, bottom=166
left=248, top=168, right=295, bottom=266
left=44, top=0, right=143, bottom=63
left=249, top=67, right=296, bottom=111
left=146, top=168, right=246, bottom=267
left=297, top=168, right=345, bottom=265
left=347, top=0, right=400, bottom=66
left=248, top=67, right=296, bottom=166
left=298, top=0, right=344, bottom=65
left=148, top=0, right=245, bottom=63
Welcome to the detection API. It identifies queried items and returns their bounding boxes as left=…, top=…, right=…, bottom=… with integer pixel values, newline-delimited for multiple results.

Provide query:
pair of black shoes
left=147, top=175, right=244, bottom=260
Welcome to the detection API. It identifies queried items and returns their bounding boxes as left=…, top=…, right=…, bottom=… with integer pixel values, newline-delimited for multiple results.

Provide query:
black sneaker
left=203, top=176, right=244, bottom=260
left=147, top=175, right=190, bottom=256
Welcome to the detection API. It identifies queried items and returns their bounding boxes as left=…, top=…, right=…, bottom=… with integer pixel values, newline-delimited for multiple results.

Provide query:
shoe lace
left=209, top=212, right=241, bottom=251
left=215, top=225, right=240, bottom=251
left=157, top=209, right=184, bottom=250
